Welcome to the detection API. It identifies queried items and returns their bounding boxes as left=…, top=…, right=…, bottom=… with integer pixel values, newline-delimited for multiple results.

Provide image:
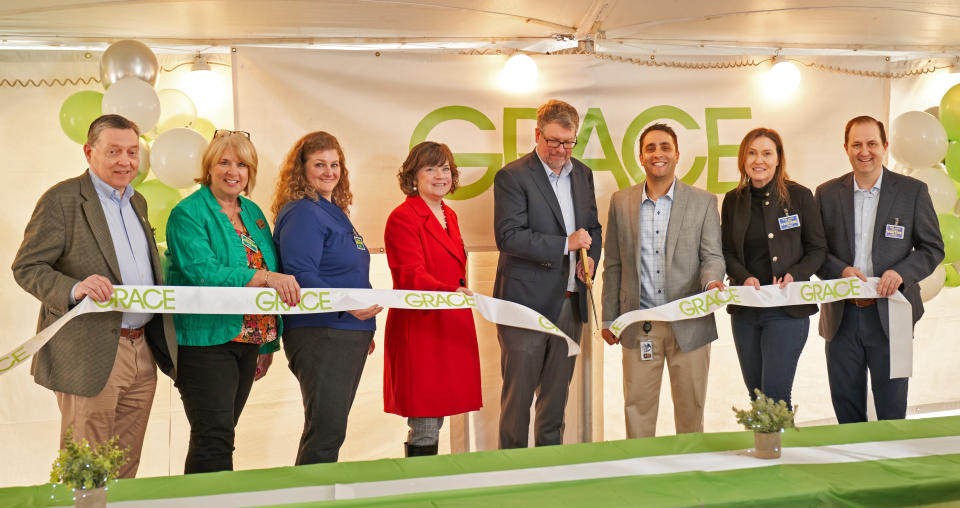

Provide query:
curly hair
left=271, top=131, right=352, bottom=217
left=397, top=141, right=459, bottom=197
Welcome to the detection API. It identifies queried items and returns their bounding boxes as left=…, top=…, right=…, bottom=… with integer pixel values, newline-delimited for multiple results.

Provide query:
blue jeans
left=731, top=307, right=808, bottom=410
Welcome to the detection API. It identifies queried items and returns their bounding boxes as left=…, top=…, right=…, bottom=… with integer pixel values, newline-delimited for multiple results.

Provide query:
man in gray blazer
left=815, top=115, right=943, bottom=423
left=493, top=100, right=602, bottom=448
left=12, top=114, right=177, bottom=477
left=601, top=123, right=725, bottom=438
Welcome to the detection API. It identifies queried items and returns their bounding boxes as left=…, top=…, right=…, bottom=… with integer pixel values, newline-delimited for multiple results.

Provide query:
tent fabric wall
left=1, top=48, right=959, bottom=488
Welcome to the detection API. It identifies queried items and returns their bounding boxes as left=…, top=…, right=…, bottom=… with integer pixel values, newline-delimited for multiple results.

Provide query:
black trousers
left=826, top=302, right=909, bottom=423
left=283, top=326, right=373, bottom=465
left=498, top=297, right=582, bottom=449
left=175, top=341, right=259, bottom=474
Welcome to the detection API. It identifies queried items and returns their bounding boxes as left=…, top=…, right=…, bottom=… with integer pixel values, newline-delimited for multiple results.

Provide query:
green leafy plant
left=50, top=428, right=127, bottom=491
left=732, top=389, right=797, bottom=433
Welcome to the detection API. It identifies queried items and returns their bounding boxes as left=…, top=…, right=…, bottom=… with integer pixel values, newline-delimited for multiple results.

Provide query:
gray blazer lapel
left=838, top=173, right=856, bottom=258
left=872, top=168, right=898, bottom=256
left=626, top=185, right=643, bottom=281
left=664, top=181, right=687, bottom=275
left=527, top=157, right=566, bottom=232
left=80, top=172, right=123, bottom=282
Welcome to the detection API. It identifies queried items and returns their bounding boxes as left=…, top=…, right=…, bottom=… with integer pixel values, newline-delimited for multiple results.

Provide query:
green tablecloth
left=4, top=415, right=959, bottom=507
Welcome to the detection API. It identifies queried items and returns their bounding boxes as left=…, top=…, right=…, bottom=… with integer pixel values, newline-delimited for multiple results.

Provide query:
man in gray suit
left=815, top=115, right=943, bottom=423
left=601, top=123, right=724, bottom=438
left=493, top=99, right=602, bottom=448
left=12, top=114, right=177, bottom=477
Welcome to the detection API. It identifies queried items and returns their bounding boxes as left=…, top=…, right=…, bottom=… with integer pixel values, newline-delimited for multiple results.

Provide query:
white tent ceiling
left=1, top=1, right=959, bottom=57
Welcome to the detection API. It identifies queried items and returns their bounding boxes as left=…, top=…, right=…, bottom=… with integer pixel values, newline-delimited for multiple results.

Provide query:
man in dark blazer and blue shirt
left=815, top=115, right=943, bottom=423
left=493, top=100, right=602, bottom=448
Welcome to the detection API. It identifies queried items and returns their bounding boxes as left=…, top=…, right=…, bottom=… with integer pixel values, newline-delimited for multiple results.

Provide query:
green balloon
left=135, top=179, right=182, bottom=243
left=942, top=84, right=960, bottom=141
left=945, top=264, right=960, bottom=288
left=948, top=142, right=960, bottom=183
left=940, top=214, right=960, bottom=264
left=190, top=118, right=217, bottom=141
left=131, top=168, right=149, bottom=187
left=59, top=91, right=103, bottom=144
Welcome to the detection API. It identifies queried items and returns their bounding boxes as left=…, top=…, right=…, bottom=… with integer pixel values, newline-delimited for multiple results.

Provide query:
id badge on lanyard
left=353, top=228, right=367, bottom=251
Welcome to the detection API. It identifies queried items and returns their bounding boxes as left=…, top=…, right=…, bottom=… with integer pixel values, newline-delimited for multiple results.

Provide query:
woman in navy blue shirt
left=271, top=131, right=383, bottom=464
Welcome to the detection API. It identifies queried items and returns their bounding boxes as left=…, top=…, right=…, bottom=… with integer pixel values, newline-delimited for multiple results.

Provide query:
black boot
left=404, top=442, right=438, bottom=457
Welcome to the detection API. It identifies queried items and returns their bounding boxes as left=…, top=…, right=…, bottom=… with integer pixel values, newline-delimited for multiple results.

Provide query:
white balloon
left=150, top=128, right=208, bottom=189
left=102, top=77, right=161, bottom=133
left=910, top=166, right=959, bottom=214
left=919, top=264, right=946, bottom=302
left=146, top=89, right=198, bottom=139
left=891, top=160, right=912, bottom=176
left=890, top=111, right=948, bottom=169
left=138, top=138, right=151, bottom=174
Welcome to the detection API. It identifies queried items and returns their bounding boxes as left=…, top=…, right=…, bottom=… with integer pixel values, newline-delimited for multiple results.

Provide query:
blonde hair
left=197, top=133, right=258, bottom=194
left=272, top=131, right=352, bottom=217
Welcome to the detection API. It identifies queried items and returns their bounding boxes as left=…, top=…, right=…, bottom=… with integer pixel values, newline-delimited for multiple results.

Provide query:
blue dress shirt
left=853, top=171, right=883, bottom=277
left=86, top=170, right=155, bottom=329
left=537, top=153, right=577, bottom=292
left=638, top=178, right=677, bottom=309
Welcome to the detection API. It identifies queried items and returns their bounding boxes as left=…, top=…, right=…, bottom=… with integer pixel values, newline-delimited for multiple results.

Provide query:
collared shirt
left=853, top=170, right=883, bottom=277
left=86, top=170, right=155, bottom=329
left=638, top=178, right=676, bottom=309
left=537, top=152, right=577, bottom=292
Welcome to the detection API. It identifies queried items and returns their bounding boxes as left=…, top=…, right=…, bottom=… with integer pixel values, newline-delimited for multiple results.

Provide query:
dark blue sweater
left=274, top=197, right=375, bottom=331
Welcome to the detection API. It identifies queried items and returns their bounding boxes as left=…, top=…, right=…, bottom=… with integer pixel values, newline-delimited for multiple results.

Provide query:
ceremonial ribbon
left=0, top=286, right=578, bottom=377
left=1, top=278, right=914, bottom=379
left=608, top=277, right=913, bottom=378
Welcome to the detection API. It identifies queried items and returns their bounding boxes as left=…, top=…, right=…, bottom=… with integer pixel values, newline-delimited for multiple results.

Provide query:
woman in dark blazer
left=721, top=127, right=826, bottom=409
left=383, top=141, right=481, bottom=457
left=271, top=131, right=382, bottom=465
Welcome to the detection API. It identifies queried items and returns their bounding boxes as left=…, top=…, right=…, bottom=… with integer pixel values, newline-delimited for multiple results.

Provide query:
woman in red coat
left=383, top=141, right=481, bottom=457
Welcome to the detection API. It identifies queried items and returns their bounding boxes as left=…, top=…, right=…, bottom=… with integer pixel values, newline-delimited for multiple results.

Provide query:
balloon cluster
left=900, top=86, right=960, bottom=300
left=57, top=40, right=219, bottom=244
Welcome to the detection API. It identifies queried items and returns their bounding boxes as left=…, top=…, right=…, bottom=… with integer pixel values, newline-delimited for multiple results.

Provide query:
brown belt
left=565, top=291, right=578, bottom=298
left=852, top=298, right=877, bottom=307
left=120, top=327, right=144, bottom=339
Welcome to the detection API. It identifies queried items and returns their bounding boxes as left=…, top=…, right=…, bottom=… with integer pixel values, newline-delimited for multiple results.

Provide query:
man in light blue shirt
left=601, top=123, right=725, bottom=438
left=13, top=114, right=177, bottom=478
left=494, top=100, right=602, bottom=448
left=816, top=116, right=943, bottom=423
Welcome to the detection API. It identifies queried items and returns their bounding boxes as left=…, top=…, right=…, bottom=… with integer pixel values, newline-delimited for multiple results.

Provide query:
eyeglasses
left=214, top=129, right=251, bottom=139
left=543, top=137, right=577, bottom=149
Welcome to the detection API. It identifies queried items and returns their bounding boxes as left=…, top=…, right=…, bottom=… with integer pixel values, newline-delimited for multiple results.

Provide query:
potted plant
left=50, top=429, right=127, bottom=508
left=732, top=388, right=797, bottom=459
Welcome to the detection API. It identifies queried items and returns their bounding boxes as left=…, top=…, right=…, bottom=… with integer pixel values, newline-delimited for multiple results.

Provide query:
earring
left=413, top=184, right=418, bottom=191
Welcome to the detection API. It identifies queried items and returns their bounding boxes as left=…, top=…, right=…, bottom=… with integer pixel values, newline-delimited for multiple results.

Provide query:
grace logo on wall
left=410, top=105, right=753, bottom=198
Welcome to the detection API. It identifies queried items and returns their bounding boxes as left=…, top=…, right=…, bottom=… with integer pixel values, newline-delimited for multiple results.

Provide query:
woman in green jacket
left=165, top=130, right=300, bottom=474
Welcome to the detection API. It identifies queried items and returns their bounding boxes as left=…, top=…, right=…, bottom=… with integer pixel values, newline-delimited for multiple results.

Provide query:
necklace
left=430, top=203, right=446, bottom=229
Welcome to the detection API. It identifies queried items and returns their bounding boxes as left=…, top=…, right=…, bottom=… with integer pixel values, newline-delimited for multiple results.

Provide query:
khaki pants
left=56, top=333, right=156, bottom=478
left=621, top=321, right=709, bottom=438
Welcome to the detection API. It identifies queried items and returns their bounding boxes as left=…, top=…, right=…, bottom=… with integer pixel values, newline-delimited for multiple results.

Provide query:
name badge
left=353, top=230, right=367, bottom=251
left=239, top=232, right=259, bottom=252
left=885, top=224, right=905, bottom=239
left=778, top=214, right=800, bottom=230
left=640, top=340, right=654, bottom=360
